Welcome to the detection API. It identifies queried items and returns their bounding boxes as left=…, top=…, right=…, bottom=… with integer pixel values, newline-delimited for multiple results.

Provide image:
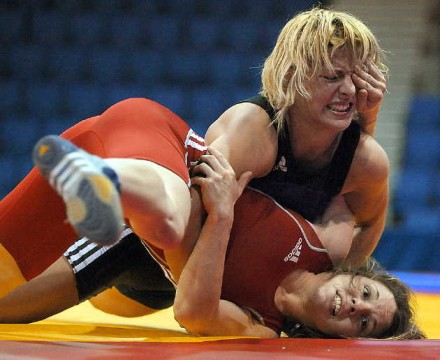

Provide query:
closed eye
left=321, top=75, right=342, bottom=82
left=321, top=71, right=352, bottom=83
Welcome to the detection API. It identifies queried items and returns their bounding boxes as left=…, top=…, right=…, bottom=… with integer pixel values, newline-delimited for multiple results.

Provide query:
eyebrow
left=370, top=284, right=379, bottom=335
left=374, top=284, right=380, bottom=300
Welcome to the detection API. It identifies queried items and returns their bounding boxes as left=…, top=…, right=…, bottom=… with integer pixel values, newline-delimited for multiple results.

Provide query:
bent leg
left=89, top=287, right=160, bottom=317
left=109, top=158, right=192, bottom=249
left=1, top=98, right=204, bottom=280
left=67, top=230, right=175, bottom=317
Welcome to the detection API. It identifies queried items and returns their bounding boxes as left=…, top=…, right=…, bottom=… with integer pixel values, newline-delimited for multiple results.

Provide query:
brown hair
left=282, top=258, right=426, bottom=339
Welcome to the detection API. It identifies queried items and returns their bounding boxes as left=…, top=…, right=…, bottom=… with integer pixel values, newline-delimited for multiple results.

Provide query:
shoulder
left=347, top=132, right=389, bottom=188
left=205, top=103, right=278, bottom=177
left=357, top=132, right=389, bottom=171
left=208, top=102, right=272, bottom=133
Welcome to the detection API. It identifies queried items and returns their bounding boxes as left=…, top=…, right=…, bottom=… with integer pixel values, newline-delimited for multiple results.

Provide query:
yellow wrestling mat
left=0, top=302, right=244, bottom=343
left=0, top=292, right=438, bottom=342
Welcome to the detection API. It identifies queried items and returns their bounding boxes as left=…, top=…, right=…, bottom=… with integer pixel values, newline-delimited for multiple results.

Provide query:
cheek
left=309, top=96, right=333, bottom=115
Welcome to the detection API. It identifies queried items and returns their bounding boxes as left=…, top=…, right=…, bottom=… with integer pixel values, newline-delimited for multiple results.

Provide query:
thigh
left=65, top=229, right=175, bottom=312
left=89, top=287, right=161, bottom=317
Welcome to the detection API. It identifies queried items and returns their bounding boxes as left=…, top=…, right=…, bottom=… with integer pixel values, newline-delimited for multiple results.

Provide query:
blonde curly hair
left=261, top=7, right=388, bottom=133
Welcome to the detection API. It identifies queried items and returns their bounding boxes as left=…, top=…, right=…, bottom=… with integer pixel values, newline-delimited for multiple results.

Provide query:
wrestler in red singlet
left=143, top=187, right=333, bottom=335
left=0, top=98, right=205, bottom=279
left=223, top=187, right=333, bottom=334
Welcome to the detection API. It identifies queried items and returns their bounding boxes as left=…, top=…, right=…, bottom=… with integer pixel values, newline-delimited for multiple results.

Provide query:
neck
left=287, top=118, right=342, bottom=168
left=275, top=271, right=330, bottom=327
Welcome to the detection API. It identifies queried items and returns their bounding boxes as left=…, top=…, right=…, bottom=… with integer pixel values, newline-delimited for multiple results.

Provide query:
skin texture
left=174, top=149, right=396, bottom=338
left=275, top=271, right=397, bottom=338
left=205, top=48, right=389, bottom=268
left=0, top=148, right=393, bottom=339
left=0, top=8, right=391, bottom=336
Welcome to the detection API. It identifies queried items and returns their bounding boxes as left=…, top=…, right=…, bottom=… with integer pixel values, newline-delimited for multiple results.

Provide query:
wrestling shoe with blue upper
left=32, top=135, right=124, bottom=245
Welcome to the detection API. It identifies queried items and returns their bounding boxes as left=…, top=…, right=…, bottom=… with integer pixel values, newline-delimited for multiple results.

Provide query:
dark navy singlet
left=241, top=95, right=361, bottom=222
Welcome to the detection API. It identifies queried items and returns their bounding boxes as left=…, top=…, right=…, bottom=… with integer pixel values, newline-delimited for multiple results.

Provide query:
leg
left=0, top=167, right=78, bottom=280
left=0, top=255, right=78, bottom=323
left=32, top=135, right=125, bottom=245
left=0, top=229, right=176, bottom=323
left=1, top=98, right=204, bottom=280
left=89, top=287, right=160, bottom=317
left=33, top=136, right=192, bottom=249
left=66, top=230, right=175, bottom=317
left=109, top=158, right=192, bottom=249
left=0, top=244, right=26, bottom=298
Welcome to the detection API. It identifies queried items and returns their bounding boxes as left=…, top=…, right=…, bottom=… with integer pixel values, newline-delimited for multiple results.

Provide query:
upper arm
left=342, top=134, right=389, bottom=264
left=205, top=103, right=278, bottom=178
left=344, top=134, right=389, bottom=226
left=175, top=297, right=278, bottom=338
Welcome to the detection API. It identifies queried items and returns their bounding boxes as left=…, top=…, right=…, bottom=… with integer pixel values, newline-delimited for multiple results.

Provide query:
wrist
left=205, top=211, right=234, bottom=229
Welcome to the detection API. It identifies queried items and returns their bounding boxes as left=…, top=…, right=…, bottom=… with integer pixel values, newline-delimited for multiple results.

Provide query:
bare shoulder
left=205, top=102, right=278, bottom=177
left=206, top=102, right=273, bottom=139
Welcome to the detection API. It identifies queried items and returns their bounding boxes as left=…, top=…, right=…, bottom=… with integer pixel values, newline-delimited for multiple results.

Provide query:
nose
left=350, top=298, right=372, bottom=315
left=339, top=74, right=356, bottom=97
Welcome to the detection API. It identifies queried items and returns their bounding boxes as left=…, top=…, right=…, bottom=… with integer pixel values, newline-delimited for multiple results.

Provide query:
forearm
left=343, top=221, right=384, bottom=268
left=174, top=213, right=233, bottom=333
left=358, top=105, right=380, bottom=136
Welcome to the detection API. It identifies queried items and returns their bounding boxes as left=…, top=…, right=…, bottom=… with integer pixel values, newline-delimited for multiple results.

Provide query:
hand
left=191, top=147, right=253, bottom=217
left=352, top=60, right=387, bottom=127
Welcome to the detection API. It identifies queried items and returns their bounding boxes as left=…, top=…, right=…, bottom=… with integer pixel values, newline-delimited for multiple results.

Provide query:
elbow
left=173, top=303, right=211, bottom=336
left=173, top=302, right=198, bottom=333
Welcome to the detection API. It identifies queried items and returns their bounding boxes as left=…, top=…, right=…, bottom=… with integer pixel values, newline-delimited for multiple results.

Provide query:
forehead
left=371, top=280, right=397, bottom=336
left=327, top=48, right=360, bottom=71
left=358, top=276, right=397, bottom=336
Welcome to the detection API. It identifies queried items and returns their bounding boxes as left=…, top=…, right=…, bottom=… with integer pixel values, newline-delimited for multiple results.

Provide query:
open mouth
left=327, top=103, right=353, bottom=113
left=333, top=291, right=342, bottom=316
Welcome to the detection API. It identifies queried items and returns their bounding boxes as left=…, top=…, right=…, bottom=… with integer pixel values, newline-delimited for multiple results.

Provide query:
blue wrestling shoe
left=32, top=135, right=124, bottom=245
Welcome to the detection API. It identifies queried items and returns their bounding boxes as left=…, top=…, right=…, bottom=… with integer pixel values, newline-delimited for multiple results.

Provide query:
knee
left=131, top=212, right=187, bottom=250
left=151, top=213, right=187, bottom=249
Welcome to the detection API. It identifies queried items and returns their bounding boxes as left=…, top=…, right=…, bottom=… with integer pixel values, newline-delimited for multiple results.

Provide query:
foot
left=33, top=135, right=124, bottom=245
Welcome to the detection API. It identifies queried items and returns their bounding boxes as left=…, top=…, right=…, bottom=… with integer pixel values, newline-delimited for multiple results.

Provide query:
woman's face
left=291, top=48, right=360, bottom=132
left=306, top=273, right=397, bottom=338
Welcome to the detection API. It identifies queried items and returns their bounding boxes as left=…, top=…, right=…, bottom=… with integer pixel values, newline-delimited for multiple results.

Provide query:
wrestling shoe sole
left=33, top=135, right=124, bottom=245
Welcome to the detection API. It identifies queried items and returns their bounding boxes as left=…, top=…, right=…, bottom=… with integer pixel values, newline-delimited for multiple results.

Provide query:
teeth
left=333, top=292, right=342, bottom=316
left=328, top=104, right=350, bottom=112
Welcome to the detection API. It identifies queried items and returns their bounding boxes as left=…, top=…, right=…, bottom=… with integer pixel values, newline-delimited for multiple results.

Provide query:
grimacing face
left=307, top=274, right=397, bottom=338
left=291, top=48, right=362, bottom=133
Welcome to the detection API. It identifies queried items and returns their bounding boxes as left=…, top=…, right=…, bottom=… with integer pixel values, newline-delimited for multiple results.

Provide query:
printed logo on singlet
left=284, top=238, right=302, bottom=263
left=273, top=156, right=287, bottom=172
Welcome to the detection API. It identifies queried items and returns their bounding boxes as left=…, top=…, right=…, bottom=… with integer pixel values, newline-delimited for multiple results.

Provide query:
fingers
left=191, top=147, right=232, bottom=182
left=192, top=147, right=253, bottom=186
left=204, top=147, right=232, bottom=170
left=352, top=61, right=387, bottom=94
left=352, top=60, right=387, bottom=115
left=192, top=147, right=234, bottom=176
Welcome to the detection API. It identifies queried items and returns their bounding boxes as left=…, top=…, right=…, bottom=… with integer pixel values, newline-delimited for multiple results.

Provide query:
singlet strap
left=238, top=94, right=276, bottom=119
